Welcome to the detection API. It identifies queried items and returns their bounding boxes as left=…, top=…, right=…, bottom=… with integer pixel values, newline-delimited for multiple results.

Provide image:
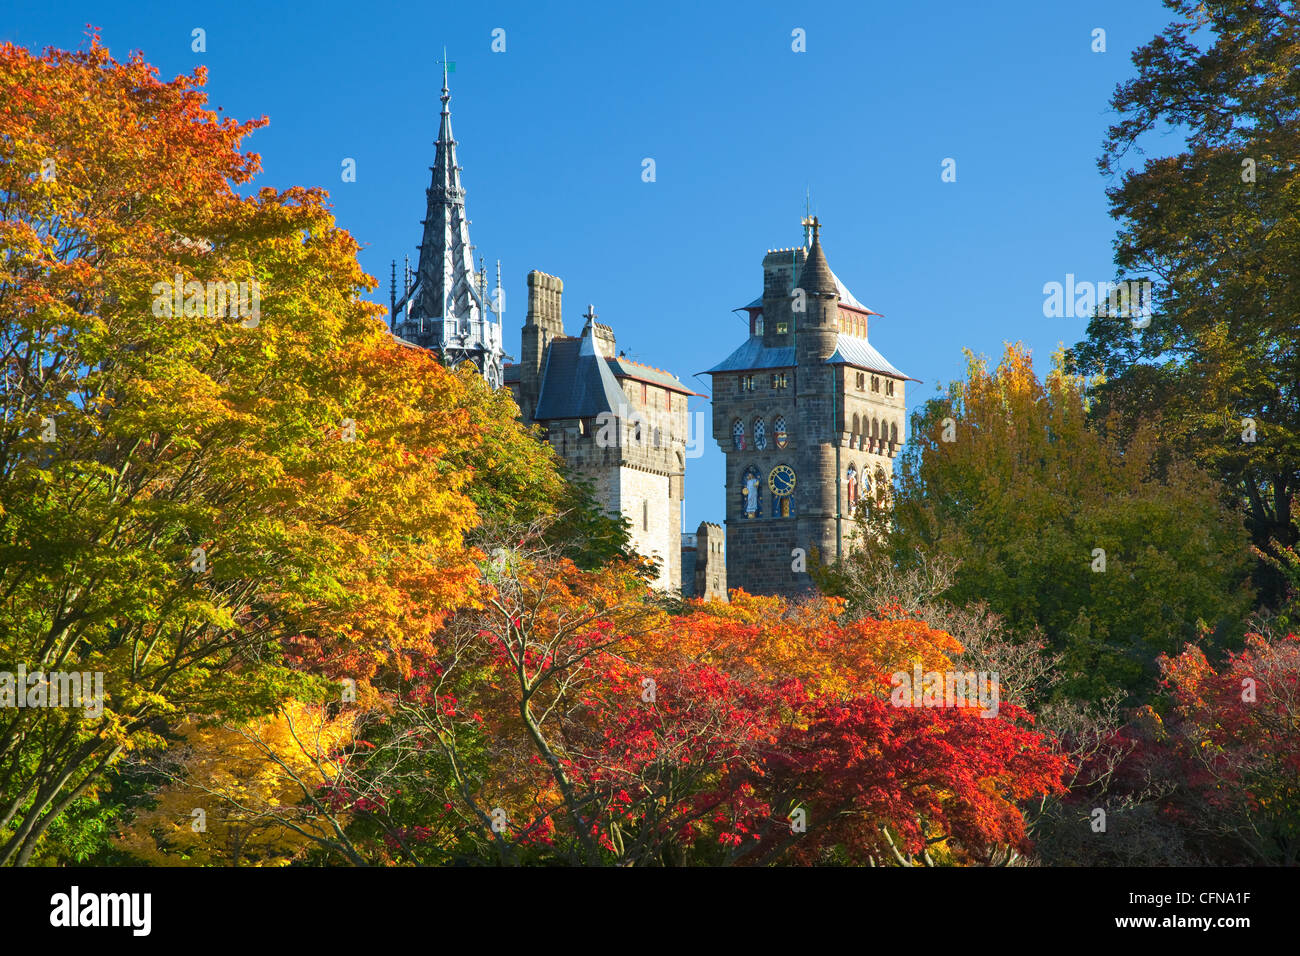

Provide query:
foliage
left=1153, top=631, right=1300, bottom=864
left=852, top=343, right=1252, bottom=700
left=0, top=33, right=557, bottom=865
left=113, top=701, right=358, bottom=866
left=277, top=538, right=1068, bottom=867
left=1066, top=0, right=1300, bottom=603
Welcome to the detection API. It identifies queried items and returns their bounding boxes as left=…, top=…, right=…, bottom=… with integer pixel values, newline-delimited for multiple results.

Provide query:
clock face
left=768, top=464, right=796, bottom=497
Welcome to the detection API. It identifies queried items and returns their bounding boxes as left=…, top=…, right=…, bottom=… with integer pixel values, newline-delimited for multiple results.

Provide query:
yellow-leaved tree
left=115, top=702, right=358, bottom=866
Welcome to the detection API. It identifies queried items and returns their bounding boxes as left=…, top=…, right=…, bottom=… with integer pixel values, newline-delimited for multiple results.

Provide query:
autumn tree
left=1153, top=632, right=1300, bottom=864
left=315, top=539, right=1066, bottom=867
left=1067, top=0, right=1300, bottom=603
left=113, top=701, right=359, bottom=866
left=849, top=343, right=1252, bottom=700
left=0, top=34, right=560, bottom=865
left=445, top=367, right=636, bottom=572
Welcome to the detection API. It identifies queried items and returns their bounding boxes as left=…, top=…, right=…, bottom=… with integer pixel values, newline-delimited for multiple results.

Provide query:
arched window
left=773, top=416, right=788, bottom=448
left=890, top=422, right=899, bottom=446
left=871, top=418, right=879, bottom=446
left=732, top=419, right=745, bottom=451
left=851, top=413, right=860, bottom=447
left=740, top=466, right=761, bottom=518
left=753, top=417, right=767, bottom=450
left=846, top=465, right=859, bottom=509
left=643, top=500, right=649, bottom=530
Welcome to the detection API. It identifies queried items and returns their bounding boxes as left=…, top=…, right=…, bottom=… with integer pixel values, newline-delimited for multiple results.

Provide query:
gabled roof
left=704, top=336, right=796, bottom=374
left=503, top=355, right=699, bottom=396
left=824, top=334, right=917, bottom=381
left=532, top=322, right=632, bottom=421
left=609, top=355, right=701, bottom=396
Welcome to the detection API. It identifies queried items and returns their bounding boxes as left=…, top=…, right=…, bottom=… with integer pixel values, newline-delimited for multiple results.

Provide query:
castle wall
left=544, top=401, right=686, bottom=594
left=619, top=466, right=675, bottom=590
left=680, top=539, right=699, bottom=597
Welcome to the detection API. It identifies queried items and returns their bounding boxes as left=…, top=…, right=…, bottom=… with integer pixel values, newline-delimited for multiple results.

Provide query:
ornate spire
left=391, top=59, right=507, bottom=387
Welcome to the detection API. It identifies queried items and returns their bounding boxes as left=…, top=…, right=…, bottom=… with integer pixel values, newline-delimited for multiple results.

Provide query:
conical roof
left=798, top=227, right=838, bottom=297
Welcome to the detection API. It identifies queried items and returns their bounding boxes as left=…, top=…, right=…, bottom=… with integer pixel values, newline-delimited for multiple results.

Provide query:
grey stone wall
left=694, top=521, right=726, bottom=601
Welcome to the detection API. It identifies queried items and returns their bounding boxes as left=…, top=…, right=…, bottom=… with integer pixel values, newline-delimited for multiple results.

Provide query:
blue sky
left=5, top=0, right=1178, bottom=530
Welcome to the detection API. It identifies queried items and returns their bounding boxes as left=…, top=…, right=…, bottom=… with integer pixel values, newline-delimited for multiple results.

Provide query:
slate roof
left=704, top=336, right=796, bottom=374
left=501, top=351, right=702, bottom=395
left=737, top=267, right=874, bottom=313
left=503, top=351, right=699, bottom=396
left=824, top=334, right=917, bottom=381
left=705, top=332, right=914, bottom=381
left=532, top=323, right=633, bottom=421
left=609, top=355, right=700, bottom=395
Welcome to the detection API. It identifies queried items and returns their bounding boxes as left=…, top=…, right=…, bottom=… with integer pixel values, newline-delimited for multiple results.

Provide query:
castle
left=390, top=72, right=908, bottom=599
left=503, top=274, right=696, bottom=592
left=705, top=219, right=911, bottom=597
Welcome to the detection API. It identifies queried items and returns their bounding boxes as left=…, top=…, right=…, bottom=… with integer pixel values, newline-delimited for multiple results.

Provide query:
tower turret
left=521, top=270, right=564, bottom=422
left=793, top=219, right=842, bottom=565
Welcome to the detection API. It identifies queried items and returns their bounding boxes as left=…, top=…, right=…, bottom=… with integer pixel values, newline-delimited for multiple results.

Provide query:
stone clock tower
left=706, top=219, right=912, bottom=596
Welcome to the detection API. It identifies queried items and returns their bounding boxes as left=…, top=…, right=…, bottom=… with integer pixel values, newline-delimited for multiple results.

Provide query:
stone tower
left=390, top=62, right=507, bottom=387
left=518, top=271, right=564, bottom=423
left=505, top=274, right=698, bottom=592
left=681, top=521, right=726, bottom=601
left=706, top=219, right=911, bottom=596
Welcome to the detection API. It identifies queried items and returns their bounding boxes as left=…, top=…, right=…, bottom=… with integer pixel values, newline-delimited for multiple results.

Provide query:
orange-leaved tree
left=315, top=541, right=1066, bottom=866
left=0, top=33, right=554, bottom=865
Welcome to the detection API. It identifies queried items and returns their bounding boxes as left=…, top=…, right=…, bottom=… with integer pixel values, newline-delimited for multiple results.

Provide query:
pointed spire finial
left=441, top=48, right=450, bottom=109
left=801, top=191, right=816, bottom=248
left=494, top=259, right=503, bottom=320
